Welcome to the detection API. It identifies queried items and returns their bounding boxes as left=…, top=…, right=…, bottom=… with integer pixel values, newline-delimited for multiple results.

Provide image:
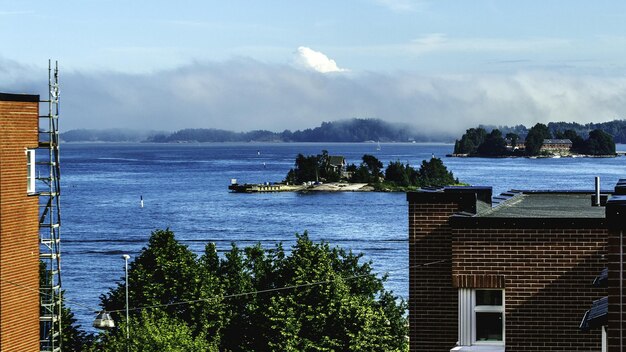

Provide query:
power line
left=0, top=276, right=95, bottom=313
left=106, top=259, right=448, bottom=314
left=0, top=259, right=448, bottom=316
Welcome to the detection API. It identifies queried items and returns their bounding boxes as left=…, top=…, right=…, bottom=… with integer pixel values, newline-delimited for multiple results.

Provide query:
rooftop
left=0, top=92, right=39, bottom=102
left=543, top=139, right=573, bottom=144
left=328, top=155, right=345, bottom=165
left=478, top=192, right=605, bottom=218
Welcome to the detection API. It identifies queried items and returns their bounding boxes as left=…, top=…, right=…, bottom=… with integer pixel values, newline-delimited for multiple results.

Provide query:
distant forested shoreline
left=59, top=118, right=626, bottom=144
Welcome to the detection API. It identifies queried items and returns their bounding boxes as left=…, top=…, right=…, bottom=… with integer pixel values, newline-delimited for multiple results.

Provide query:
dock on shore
left=228, top=183, right=304, bottom=193
left=228, top=181, right=371, bottom=193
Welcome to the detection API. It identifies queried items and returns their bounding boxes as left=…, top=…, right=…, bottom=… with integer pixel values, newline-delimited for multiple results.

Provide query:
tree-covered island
left=453, top=123, right=616, bottom=157
left=282, top=150, right=460, bottom=192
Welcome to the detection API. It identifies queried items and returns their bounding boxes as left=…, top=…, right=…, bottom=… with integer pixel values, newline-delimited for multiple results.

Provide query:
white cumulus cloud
left=294, top=46, right=347, bottom=73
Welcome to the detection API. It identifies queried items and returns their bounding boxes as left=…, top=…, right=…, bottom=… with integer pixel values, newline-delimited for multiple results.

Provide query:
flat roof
left=0, top=92, right=39, bottom=102
left=478, top=192, right=605, bottom=218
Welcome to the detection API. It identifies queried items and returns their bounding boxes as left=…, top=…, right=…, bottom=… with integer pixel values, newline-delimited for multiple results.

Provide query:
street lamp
left=122, top=254, right=131, bottom=351
left=93, top=310, right=115, bottom=329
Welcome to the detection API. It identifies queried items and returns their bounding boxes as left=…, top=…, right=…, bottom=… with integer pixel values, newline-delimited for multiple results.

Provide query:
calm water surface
left=60, top=143, right=626, bottom=329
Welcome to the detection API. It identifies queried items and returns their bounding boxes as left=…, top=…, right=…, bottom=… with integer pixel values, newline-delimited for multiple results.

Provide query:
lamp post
left=122, top=254, right=131, bottom=352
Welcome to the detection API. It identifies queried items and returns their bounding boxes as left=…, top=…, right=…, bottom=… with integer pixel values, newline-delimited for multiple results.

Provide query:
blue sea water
left=60, top=142, right=626, bottom=330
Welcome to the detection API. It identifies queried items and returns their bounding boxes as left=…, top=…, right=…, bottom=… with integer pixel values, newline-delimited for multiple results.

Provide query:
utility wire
left=106, top=259, right=448, bottom=314
left=0, top=276, right=96, bottom=312
left=0, top=259, right=448, bottom=315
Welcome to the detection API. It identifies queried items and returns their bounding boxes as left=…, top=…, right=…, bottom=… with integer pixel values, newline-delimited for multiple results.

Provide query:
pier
left=228, top=182, right=304, bottom=193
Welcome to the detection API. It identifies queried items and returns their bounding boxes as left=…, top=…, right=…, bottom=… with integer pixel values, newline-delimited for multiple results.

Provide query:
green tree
left=477, top=129, right=507, bottom=156
left=418, top=158, right=456, bottom=187
left=60, top=299, right=93, bottom=351
left=453, top=127, right=487, bottom=154
left=218, top=244, right=257, bottom=351
left=384, top=161, right=411, bottom=187
left=383, top=158, right=457, bottom=189
left=349, top=164, right=371, bottom=183
left=525, top=123, right=552, bottom=155
left=96, top=230, right=408, bottom=352
left=265, top=233, right=407, bottom=351
left=100, top=229, right=202, bottom=329
left=285, top=151, right=341, bottom=184
left=361, top=154, right=384, bottom=181
left=285, top=153, right=319, bottom=184
left=348, top=155, right=384, bottom=184
left=92, top=310, right=213, bottom=352
left=40, top=262, right=92, bottom=351
left=584, top=129, right=616, bottom=155
left=194, top=242, right=226, bottom=346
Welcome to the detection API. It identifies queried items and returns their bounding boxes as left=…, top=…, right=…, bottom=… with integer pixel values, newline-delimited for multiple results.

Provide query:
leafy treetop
left=95, top=229, right=408, bottom=352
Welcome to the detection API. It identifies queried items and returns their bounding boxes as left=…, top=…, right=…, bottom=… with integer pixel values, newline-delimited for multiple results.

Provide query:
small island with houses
left=451, top=122, right=617, bottom=157
left=229, top=150, right=461, bottom=193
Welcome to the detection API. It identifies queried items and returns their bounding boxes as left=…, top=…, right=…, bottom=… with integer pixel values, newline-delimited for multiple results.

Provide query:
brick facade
left=0, top=93, right=40, bottom=351
left=408, top=187, right=609, bottom=352
left=407, top=190, right=486, bottom=351
left=451, top=226, right=606, bottom=351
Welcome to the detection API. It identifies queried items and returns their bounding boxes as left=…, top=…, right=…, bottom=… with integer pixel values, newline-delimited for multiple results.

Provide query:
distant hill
left=282, top=119, right=429, bottom=142
left=147, top=119, right=444, bottom=143
left=61, top=119, right=451, bottom=143
left=60, top=128, right=164, bottom=143
left=60, top=118, right=626, bottom=144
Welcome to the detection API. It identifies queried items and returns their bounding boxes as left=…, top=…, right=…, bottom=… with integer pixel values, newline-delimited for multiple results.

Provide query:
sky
left=3, top=0, right=626, bottom=135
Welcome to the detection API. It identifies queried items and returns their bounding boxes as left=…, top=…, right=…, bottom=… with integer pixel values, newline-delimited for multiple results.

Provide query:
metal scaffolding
left=39, top=60, right=62, bottom=352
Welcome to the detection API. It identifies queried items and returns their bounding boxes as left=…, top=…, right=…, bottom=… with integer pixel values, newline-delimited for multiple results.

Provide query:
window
left=26, top=149, right=35, bottom=193
left=474, top=290, right=504, bottom=343
left=455, top=289, right=504, bottom=351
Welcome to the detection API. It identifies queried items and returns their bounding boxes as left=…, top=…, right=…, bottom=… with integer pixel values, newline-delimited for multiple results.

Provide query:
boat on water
left=229, top=182, right=304, bottom=193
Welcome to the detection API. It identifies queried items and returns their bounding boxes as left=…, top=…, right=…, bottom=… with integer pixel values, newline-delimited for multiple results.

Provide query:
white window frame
left=472, top=289, right=505, bottom=346
left=457, top=288, right=505, bottom=349
left=26, top=149, right=36, bottom=194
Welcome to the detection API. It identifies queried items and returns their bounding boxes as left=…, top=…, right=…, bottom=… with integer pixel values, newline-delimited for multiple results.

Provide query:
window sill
left=451, top=346, right=505, bottom=352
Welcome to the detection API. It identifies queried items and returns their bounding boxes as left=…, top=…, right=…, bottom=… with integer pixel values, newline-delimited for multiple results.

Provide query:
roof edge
left=0, top=92, right=40, bottom=102
left=450, top=216, right=606, bottom=229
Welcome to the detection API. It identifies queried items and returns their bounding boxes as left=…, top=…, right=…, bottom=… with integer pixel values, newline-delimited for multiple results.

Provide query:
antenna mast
left=39, top=60, right=62, bottom=352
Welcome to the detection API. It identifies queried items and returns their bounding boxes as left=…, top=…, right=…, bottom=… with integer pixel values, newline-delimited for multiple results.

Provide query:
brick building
left=540, top=138, right=573, bottom=154
left=408, top=182, right=626, bottom=351
left=0, top=93, right=42, bottom=351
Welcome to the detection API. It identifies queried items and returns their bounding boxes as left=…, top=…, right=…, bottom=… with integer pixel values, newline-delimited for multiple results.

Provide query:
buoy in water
left=140, top=195, right=144, bottom=208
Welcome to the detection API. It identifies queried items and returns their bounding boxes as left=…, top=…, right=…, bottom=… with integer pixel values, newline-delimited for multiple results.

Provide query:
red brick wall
left=408, top=196, right=463, bottom=352
left=0, top=98, right=40, bottom=351
left=452, top=227, right=607, bottom=351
